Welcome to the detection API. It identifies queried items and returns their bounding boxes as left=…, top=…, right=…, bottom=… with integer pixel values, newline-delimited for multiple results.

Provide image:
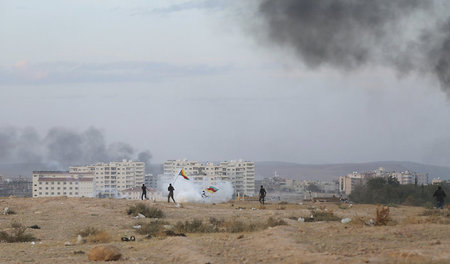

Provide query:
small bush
left=174, top=219, right=216, bottom=233
left=0, top=222, right=36, bottom=243
left=266, top=217, right=287, bottom=227
left=137, top=220, right=169, bottom=236
left=78, top=226, right=100, bottom=237
left=86, top=230, right=112, bottom=243
left=77, top=227, right=111, bottom=243
left=127, top=203, right=164, bottom=218
left=375, top=206, right=390, bottom=226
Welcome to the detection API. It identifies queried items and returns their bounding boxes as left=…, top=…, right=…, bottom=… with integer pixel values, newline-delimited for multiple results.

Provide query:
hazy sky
left=1, top=0, right=450, bottom=166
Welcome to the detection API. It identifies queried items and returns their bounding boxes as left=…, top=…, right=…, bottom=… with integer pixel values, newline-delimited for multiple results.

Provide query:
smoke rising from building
left=0, top=126, right=152, bottom=171
left=255, top=0, right=450, bottom=95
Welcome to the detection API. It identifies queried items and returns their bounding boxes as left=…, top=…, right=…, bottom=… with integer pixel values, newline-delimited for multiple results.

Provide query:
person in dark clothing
left=433, top=186, right=446, bottom=209
left=259, top=185, right=266, bottom=204
left=168, top=184, right=176, bottom=203
left=141, top=184, right=147, bottom=200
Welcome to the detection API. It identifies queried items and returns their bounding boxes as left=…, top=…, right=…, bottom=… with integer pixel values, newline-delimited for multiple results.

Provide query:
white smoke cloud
left=158, top=173, right=234, bottom=203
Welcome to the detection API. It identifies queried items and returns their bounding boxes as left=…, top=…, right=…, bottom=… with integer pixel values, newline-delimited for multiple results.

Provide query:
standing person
left=259, top=185, right=266, bottom=204
left=433, top=186, right=446, bottom=209
left=141, top=184, right=147, bottom=200
left=168, top=183, right=176, bottom=203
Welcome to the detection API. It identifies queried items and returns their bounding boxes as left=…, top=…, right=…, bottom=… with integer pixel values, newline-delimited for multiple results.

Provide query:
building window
left=39, top=192, right=42, bottom=195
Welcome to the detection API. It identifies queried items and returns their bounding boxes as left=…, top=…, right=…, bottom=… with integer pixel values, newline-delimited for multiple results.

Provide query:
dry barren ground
left=0, top=197, right=449, bottom=264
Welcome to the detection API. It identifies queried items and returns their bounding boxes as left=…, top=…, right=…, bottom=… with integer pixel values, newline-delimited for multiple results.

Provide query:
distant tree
left=367, top=177, right=386, bottom=190
left=306, top=183, right=321, bottom=193
left=387, top=176, right=399, bottom=186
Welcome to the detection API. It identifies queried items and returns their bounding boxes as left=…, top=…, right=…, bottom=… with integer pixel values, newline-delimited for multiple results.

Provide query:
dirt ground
left=0, top=197, right=449, bottom=264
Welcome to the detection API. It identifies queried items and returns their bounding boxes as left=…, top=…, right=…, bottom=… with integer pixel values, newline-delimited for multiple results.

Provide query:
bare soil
left=0, top=197, right=449, bottom=264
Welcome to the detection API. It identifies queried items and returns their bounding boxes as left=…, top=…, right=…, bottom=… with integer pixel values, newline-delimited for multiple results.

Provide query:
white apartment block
left=164, top=159, right=255, bottom=196
left=70, top=159, right=145, bottom=197
left=392, top=171, right=428, bottom=185
left=32, top=171, right=95, bottom=198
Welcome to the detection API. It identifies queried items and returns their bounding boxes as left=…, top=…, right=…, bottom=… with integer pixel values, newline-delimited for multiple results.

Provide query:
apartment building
left=32, top=171, right=95, bottom=198
left=70, top=160, right=145, bottom=197
left=163, top=159, right=255, bottom=196
left=339, top=168, right=429, bottom=195
left=339, top=172, right=374, bottom=195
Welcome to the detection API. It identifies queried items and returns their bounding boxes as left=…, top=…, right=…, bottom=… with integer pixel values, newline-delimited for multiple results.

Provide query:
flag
left=206, top=186, right=218, bottom=193
left=179, top=168, right=189, bottom=180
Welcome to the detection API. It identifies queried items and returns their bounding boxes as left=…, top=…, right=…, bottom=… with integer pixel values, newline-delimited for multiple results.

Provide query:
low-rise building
left=32, top=171, right=95, bottom=198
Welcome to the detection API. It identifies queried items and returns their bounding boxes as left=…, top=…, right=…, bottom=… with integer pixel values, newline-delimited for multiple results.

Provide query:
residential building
left=339, top=172, right=374, bottom=195
left=70, top=160, right=145, bottom=197
left=163, top=159, right=255, bottom=196
left=32, top=171, right=95, bottom=198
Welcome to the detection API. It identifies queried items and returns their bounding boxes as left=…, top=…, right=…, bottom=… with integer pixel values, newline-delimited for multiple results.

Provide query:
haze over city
left=1, top=0, right=450, bottom=167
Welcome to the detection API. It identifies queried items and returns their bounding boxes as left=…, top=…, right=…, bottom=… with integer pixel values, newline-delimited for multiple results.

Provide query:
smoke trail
left=0, top=126, right=152, bottom=171
left=254, top=0, right=450, bottom=95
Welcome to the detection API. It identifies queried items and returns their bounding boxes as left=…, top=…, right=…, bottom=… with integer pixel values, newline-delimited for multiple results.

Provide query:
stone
left=87, top=245, right=121, bottom=261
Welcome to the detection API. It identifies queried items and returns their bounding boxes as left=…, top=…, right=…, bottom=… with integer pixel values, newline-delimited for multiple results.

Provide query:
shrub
left=137, top=220, right=169, bottom=236
left=77, top=227, right=111, bottom=243
left=172, top=217, right=287, bottom=234
left=127, top=203, right=164, bottom=218
left=78, top=227, right=100, bottom=237
left=86, top=231, right=112, bottom=243
left=375, top=206, right=390, bottom=226
left=174, top=219, right=215, bottom=233
left=0, top=222, right=36, bottom=243
left=266, top=217, right=287, bottom=227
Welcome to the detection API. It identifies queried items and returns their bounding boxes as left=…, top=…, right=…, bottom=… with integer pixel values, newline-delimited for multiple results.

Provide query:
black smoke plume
left=0, top=126, right=152, bottom=173
left=255, top=0, right=450, bottom=95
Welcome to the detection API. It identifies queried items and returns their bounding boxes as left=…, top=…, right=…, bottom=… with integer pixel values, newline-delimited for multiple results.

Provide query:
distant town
left=0, top=159, right=448, bottom=200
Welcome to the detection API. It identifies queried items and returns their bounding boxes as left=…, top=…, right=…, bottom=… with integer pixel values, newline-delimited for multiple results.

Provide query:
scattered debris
left=76, top=235, right=84, bottom=245
left=298, top=217, right=305, bottom=222
left=64, top=241, right=72, bottom=246
left=341, top=218, right=352, bottom=224
left=29, top=225, right=40, bottom=229
left=237, top=234, right=244, bottom=239
left=137, top=213, right=145, bottom=218
left=121, top=236, right=135, bottom=242
left=73, top=250, right=85, bottom=255
left=3, top=207, right=9, bottom=215
left=87, top=245, right=121, bottom=261
left=31, top=241, right=35, bottom=245
left=132, top=225, right=142, bottom=229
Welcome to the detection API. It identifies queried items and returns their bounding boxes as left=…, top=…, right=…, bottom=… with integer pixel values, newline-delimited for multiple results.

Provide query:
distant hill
left=255, top=161, right=450, bottom=181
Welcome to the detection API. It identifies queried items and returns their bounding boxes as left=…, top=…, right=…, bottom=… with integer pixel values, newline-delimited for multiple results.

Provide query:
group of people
left=141, top=183, right=446, bottom=209
left=140, top=183, right=176, bottom=203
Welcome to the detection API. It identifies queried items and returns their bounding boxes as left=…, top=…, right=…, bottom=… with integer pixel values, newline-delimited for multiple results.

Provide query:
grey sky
left=1, top=0, right=450, bottom=166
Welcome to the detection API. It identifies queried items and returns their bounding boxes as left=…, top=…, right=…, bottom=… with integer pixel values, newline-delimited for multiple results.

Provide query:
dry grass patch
left=173, top=217, right=287, bottom=234
left=127, top=203, right=164, bottom=218
left=77, top=227, right=112, bottom=243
